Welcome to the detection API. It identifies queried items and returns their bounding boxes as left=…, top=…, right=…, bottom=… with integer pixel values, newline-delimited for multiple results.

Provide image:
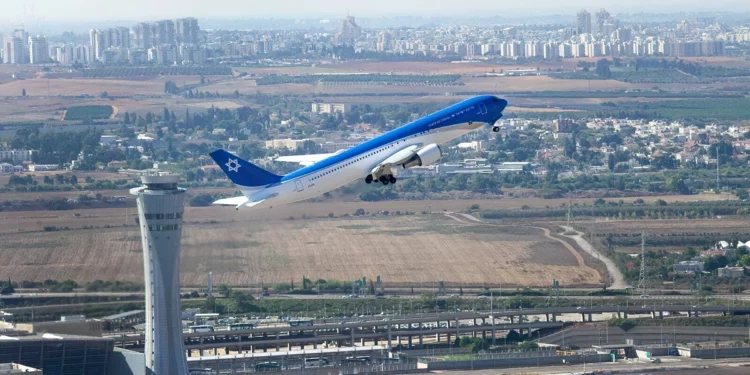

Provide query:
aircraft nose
left=493, top=96, right=508, bottom=111
left=491, top=96, right=508, bottom=122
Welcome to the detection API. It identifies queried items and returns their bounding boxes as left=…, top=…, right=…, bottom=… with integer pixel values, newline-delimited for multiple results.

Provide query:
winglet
left=209, top=149, right=283, bottom=187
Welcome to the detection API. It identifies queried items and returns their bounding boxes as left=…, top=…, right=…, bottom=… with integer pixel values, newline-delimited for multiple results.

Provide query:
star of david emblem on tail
left=225, top=158, right=241, bottom=172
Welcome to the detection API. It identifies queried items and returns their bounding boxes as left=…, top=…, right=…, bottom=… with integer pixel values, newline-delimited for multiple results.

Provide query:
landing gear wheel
left=492, top=126, right=500, bottom=132
left=365, top=175, right=373, bottom=184
left=379, top=176, right=387, bottom=184
left=389, top=175, right=397, bottom=184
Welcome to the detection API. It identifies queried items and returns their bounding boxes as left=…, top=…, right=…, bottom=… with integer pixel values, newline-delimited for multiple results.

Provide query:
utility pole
left=638, top=233, right=647, bottom=296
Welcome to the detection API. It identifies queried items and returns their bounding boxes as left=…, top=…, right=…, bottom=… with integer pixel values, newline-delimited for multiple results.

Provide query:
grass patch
left=188, top=240, right=262, bottom=249
left=337, top=225, right=372, bottom=230
left=3, top=241, right=63, bottom=249
left=63, top=105, right=113, bottom=120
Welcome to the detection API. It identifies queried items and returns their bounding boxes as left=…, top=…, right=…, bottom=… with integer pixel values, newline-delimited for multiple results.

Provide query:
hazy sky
left=3, top=0, right=750, bottom=22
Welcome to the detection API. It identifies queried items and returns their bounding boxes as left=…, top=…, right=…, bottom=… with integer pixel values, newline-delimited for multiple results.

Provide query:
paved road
left=441, top=358, right=750, bottom=375
left=561, top=225, right=627, bottom=290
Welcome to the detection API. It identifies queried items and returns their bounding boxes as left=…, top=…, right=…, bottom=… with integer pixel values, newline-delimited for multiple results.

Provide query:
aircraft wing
left=370, top=145, right=420, bottom=175
left=275, top=151, right=343, bottom=166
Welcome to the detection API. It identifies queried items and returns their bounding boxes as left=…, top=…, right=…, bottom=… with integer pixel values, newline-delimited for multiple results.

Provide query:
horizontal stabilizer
left=213, top=196, right=269, bottom=209
left=212, top=196, right=250, bottom=206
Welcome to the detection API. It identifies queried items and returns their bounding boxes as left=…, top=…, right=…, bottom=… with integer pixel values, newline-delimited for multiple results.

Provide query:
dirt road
left=561, top=226, right=627, bottom=289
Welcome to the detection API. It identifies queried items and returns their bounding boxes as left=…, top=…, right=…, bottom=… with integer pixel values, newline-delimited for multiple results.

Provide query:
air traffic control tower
left=130, top=174, right=189, bottom=375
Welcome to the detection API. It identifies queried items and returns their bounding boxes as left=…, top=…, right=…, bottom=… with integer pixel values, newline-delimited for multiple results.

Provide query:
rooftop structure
left=0, top=334, right=113, bottom=374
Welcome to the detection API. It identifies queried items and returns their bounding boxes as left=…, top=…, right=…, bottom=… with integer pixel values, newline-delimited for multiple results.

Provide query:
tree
left=124, top=112, right=131, bottom=124
left=163, top=108, right=170, bottom=122
left=518, top=340, right=539, bottom=351
left=0, top=278, right=14, bottom=295
left=217, top=284, right=232, bottom=296
left=608, top=153, right=615, bottom=171
left=704, top=255, right=729, bottom=272
left=736, top=189, right=749, bottom=201
left=70, top=175, right=78, bottom=185
left=43, top=175, right=54, bottom=184
left=738, top=254, right=750, bottom=267
left=595, top=59, right=612, bottom=78
left=21, top=88, right=26, bottom=97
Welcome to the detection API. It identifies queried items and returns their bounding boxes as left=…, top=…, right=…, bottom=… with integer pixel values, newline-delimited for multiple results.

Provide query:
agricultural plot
left=0, top=215, right=602, bottom=287
left=63, top=105, right=114, bottom=120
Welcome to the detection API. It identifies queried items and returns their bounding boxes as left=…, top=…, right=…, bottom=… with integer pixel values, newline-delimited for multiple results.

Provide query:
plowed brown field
left=0, top=215, right=601, bottom=287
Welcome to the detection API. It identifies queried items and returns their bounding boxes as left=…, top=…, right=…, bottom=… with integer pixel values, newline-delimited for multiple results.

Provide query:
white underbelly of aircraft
left=269, top=122, right=484, bottom=207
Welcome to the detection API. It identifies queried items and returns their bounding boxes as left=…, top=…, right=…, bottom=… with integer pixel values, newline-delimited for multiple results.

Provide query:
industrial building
left=130, top=173, right=189, bottom=375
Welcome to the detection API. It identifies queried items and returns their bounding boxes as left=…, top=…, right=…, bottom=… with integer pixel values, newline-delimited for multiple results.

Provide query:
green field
left=63, top=105, right=114, bottom=120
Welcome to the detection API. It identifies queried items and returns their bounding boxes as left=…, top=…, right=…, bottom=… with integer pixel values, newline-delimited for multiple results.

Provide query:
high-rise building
left=3, top=29, right=29, bottom=64
left=156, top=20, right=176, bottom=45
left=2, top=36, right=25, bottom=64
left=133, top=22, right=155, bottom=49
left=577, top=10, right=592, bottom=35
left=114, top=27, right=131, bottom=49
left=595, top=9, right=612, bottom=36
left=29, top=36, right=49, bottom=64
left=614, top=28, right=632, bottom=42
left=130, top=174, right=189, bottom=375
left=89, top=29, right=101, bottom=61
left=376, top=31, right=391, bottom=52
left=677, top=20, right=692, bottom=36
left=176, top=17, right=199, bottom=45
left=338, top=15, right=361, bottom=45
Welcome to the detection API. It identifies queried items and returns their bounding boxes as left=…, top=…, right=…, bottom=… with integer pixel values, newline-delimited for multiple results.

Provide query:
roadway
left=107, top=304, right=750, bottom=353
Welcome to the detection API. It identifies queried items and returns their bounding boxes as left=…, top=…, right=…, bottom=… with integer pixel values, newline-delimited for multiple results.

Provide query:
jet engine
left=401, top=143, right=442, bottom=168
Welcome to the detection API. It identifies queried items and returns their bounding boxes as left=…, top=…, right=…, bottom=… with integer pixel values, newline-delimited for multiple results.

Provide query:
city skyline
left=3, top=0, right=750, bottom=22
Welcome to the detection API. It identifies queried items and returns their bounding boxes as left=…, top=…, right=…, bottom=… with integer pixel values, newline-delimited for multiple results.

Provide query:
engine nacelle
left=402, top=143, right=442, bottom=168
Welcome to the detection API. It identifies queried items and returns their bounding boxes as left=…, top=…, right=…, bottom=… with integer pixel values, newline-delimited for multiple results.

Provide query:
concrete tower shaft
left=130, top=174, right=188, bottom=375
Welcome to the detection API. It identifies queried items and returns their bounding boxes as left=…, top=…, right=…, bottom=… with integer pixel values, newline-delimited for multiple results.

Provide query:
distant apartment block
left=2, top=36, right=25, bottom=64
left=311, top=103, right=350, bottom=114
left=176, top=17, right=200, bottom=45
left=318, top=141, right=359, bottom=153
left=28, top=164, right=59, bottom=172
left=29, top=36, right=49, bottom=64
left=0, top=163, right=24, bottom=173
left=0, top=150, right=34, bottom=163
left=673, top=260, right=704, bottom=273
left=718, top=266, right=745, bottom=278
left=265, top=138, right=311, bottom=150
left=554, top=119, right=579, bottom=133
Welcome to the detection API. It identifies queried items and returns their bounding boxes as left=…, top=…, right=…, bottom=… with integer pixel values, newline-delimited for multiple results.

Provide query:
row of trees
left=83, top=66, right=231, bottom=78
left=256, top=74, right=462, bottom=86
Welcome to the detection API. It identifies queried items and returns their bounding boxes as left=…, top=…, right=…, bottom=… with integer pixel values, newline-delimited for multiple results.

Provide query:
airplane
left=209, top=95, right=507, bottom=210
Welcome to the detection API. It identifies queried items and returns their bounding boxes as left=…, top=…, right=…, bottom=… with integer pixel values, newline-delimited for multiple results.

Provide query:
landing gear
left=370, top=174, right=396, bottom=186
left=492, top=126, right=500, bottom=132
